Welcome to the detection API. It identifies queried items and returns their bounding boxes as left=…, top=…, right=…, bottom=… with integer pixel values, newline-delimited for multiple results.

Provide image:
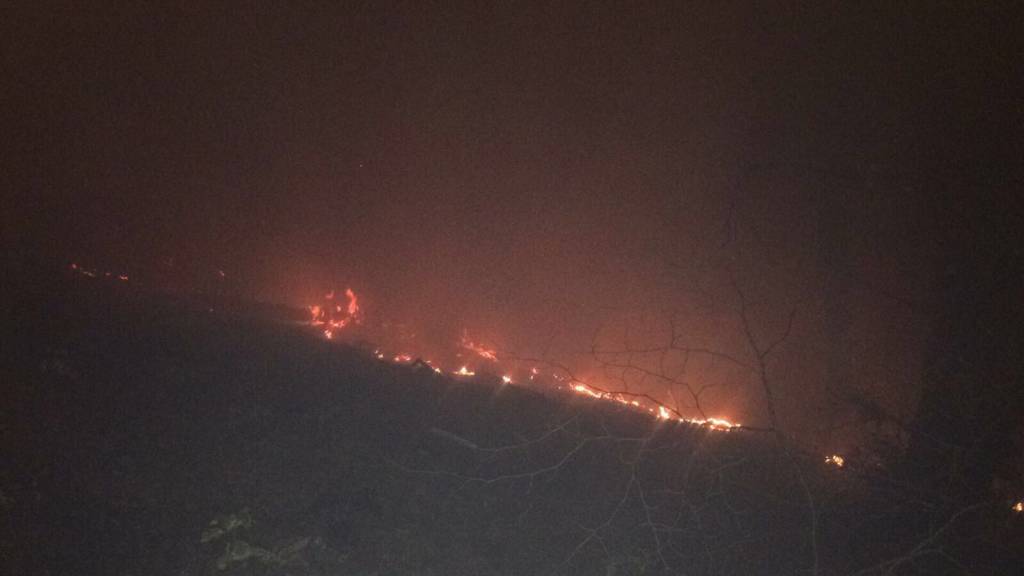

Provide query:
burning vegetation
left=306, top=287, right=743, bottom=432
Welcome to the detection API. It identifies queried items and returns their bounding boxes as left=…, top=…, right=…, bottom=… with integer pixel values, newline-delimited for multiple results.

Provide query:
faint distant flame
left=1013, top=500, right=1023, bottom=513
left=825, top=454, right=845, bottom=468
left=70, top=262, right=128, bottom=282
left=460, top=332, right=498, bottom=361
left=454, top=366, right=476, bottom=377
left=345, top=288, right=359, bottom=317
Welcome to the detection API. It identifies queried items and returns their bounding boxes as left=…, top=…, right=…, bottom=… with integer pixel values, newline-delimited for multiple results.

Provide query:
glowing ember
left=825, top=454, right=845, bottom=468
left=310, top=288, right=362, bottom=330
left=454, top=366, right=476, bottom=377
left=502, top=375, right=513, bottom=384
left=323, top=329, right=333, bottom=340
left=394, top=354, right=413, bottom=363
left=1013, top=500, right=1023, bottom=513
left=460, top=332, right=498, bottom=361
left=344, top=288, right=360, bottom=317
left=572, top=383, right=603, bottom=399
left=71, top=262, right=128, bottom=281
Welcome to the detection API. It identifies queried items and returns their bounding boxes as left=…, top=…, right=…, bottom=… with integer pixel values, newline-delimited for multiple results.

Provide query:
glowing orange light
left=304, top=288, right=740, bottom=434
left=1013, top=501, right=1023, bottom=513
left=310, top=288, right=361, bottom=336
left=825, top=454, right=845, bottom=468
left=571, top=383, right=603, bottom=399
left=345, top=288, right=360, bottom=318
left=460, top=332, right=498, bottom=361
left=118, top=275, right=129, bottom=281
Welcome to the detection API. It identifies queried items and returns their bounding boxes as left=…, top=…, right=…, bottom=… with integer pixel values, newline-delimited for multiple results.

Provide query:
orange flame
left=460, top=332, right=498, bottom=361
left=345, top=288, right=360, bottom=317
left=308, top=289, right=740, bottom=433
left=825, top=454, right=845, bottom=468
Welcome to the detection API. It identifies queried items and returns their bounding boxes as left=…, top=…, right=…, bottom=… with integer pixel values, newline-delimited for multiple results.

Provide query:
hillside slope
left=2, top=259, right=1019, bottom=575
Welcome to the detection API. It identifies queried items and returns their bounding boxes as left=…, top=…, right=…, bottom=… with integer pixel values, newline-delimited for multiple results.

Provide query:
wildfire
left=70, top=262, right=130, bottom=282
left=825, top=454, right=845, bottom=468
left=307, top=288, right=741, bottom=433
left=70, top=262, right=131, bottom=282
left=310, top=287, right=362, bottom=330
left=460, top=332, right=498, bottom=361
left=344, top=288, right=360, bottom=317
left=568, top=383, right=738, bottom=430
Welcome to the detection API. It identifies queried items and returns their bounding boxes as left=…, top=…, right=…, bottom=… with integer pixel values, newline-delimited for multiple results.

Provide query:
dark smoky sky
left=3, top=2, right=1019, bottom=435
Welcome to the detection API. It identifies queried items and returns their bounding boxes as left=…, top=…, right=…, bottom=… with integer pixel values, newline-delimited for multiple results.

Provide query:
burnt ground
left=2, top=258, right=1021, bottom=575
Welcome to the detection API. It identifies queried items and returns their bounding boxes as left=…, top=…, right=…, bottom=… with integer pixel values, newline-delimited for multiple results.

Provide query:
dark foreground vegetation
left=2, top=259, right=1021, bottom=575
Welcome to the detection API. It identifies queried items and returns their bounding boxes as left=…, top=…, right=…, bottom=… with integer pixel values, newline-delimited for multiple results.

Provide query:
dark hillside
left=2, top=259, right=1021, bottom=575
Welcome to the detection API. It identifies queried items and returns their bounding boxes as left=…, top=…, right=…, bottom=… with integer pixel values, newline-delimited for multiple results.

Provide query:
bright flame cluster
left=825, top=454, right=845, bottom=468
left=310, top=288, right=362, bottom=339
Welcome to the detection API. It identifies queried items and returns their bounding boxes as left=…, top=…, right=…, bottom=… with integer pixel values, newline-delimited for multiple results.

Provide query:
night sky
left=4, top=2, right=1020, bottom=437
